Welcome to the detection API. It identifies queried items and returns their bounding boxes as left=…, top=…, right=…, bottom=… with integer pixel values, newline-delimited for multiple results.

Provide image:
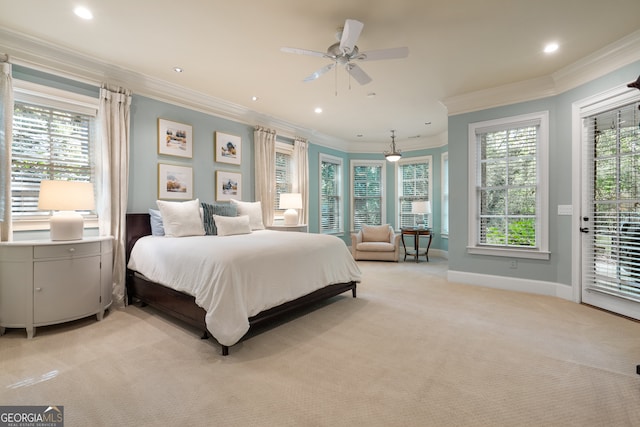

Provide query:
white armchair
left=351, top=224, right=401, bottom=262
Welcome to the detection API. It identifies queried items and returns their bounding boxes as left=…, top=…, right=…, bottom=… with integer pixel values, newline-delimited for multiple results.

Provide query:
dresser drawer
left=34, top=242, right=101, bottom=259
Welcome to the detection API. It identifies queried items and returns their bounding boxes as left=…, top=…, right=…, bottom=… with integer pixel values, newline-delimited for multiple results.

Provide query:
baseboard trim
left=447, top=270, right=573, bottom=301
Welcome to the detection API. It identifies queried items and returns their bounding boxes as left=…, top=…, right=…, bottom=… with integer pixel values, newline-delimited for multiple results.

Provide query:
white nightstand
left=266, top=224, right=308, bottom=232
left=0, top=236, right=113, bottom=338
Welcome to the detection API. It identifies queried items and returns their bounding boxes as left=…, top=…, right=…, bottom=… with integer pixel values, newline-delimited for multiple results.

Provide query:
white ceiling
left=1, top=0, right=640, bottom=149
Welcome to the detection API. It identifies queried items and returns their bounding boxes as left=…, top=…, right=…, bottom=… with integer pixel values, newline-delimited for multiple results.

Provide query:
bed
left=125, top=213, right=361, bottom=355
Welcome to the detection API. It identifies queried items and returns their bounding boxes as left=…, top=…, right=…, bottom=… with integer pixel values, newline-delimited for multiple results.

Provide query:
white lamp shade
left=38, top=180, right=95, bottom=241
left=38, top=180, right=95, bottom=211
left=411, top=201, right=431, bottom=214
left=279, top=193, right=302, bottom=226
left=279, top=193, right=302, bottom=209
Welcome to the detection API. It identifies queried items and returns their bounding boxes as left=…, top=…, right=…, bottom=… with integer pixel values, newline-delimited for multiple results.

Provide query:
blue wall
left=130, top=95, right=448, bottom=249
left=447, top=60, right=640, bottom=286
left=11, top=66, right=447, bottom=251
left=128, top=96, right=254, bottom=212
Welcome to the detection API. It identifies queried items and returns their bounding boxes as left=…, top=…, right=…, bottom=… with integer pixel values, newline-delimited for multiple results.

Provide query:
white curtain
left=0, top=58, right=13, bottom=242
left=96, top=84, right=132, bottom=305
left=254, top=126, right=276, bottom=226
left=293, top=137, right=309, bottom=225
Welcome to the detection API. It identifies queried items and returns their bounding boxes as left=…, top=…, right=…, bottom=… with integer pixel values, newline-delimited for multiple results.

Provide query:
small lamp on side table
left=411, top=200, right=431, bottom=229
left=38, top=180, right=95, bottom=241
left=279, top=193, right=302, bottom=226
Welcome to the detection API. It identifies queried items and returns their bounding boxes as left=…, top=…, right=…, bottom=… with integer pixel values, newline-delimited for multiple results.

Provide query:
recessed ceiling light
left=251, top=96, right=258, bottom=101
left=74, top=6, right=93, bottom=20
left=544, top=42, right=559, bottom=54
left=314, top=107, right=323, bottom=114
left=173, top=67, right=184, bottom=73
left=367, top=92, right=376, bottom=98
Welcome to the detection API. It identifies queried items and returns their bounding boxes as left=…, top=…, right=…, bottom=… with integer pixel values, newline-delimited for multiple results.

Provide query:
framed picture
left=214, top=131, right=241, bottom=165
left=158, top=163, right=193, bottom=200
left=215, top=170, right=242, bottom=201
left=158, top=118, right=193, bottom=158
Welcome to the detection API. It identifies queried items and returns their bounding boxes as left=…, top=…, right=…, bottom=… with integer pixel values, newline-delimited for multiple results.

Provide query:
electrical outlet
left=509, top=260, right=518, bottom=269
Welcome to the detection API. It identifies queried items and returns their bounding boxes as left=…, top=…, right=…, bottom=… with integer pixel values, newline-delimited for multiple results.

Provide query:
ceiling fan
left=281, top=19, right=409, bottom=86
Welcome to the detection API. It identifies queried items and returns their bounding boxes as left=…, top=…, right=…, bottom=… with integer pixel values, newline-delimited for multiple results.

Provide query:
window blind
left=353, top=164, right=382, bottom=230
left=12, top=102, right=93, bottom=218
left=442, top=153, right=449, bottom=235
left=398, top=160, right=430, bottom=228
left=320, top=159, right=341, bottom=233
left=583, top=100, right=640, bottom=301
left=275, top=150, right=291, bottom=212
left=476, top=123, right=538, bottom=247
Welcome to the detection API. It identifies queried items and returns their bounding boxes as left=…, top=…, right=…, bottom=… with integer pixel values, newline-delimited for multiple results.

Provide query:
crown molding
left=442, top=29, right=640, bottom=116
left=0, top=27, right=348, bottom=147
left=0, top=27, right=445, bottom=153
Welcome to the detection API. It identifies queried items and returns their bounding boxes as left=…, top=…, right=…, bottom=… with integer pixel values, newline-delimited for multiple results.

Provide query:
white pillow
left=230, top=199, right=265, bottom=230
left=156, top=199, right=206, bottom=237
left=213, top=214, right=252, bottom=236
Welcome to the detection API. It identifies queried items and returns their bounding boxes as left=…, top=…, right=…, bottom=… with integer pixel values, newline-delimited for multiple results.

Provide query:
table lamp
left=411, top=200, right=431, bottom=228
left=279, top=193, right=302, bottom=226
left=38, top=180, right=95, bottom=241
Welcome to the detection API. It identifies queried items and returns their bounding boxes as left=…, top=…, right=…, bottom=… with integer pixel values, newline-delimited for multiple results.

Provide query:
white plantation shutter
left=12, top=101, right=93, bottom=219
left=582, top=100, right=640, bottom=301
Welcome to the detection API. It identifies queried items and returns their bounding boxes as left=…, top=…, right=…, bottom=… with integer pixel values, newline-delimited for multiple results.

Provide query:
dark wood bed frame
left=125, top=213, right=357, bottom=356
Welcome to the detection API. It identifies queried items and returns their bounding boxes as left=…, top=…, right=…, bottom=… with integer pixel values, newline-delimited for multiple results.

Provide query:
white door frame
left=571, top=84, right=640, bottom=317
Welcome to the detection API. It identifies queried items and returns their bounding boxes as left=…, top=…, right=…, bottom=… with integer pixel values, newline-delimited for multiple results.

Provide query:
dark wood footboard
left=125, top=213, right=357, bottom=356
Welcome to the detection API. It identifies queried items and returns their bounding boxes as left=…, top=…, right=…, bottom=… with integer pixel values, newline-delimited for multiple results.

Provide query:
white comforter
left=127, top=230, right=362, bottom=346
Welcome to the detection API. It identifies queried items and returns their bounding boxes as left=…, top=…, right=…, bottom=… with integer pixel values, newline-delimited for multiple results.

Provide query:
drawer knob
left=35, top=287, right=42, bottom=292
left=68, top=247, right=75, bottom=252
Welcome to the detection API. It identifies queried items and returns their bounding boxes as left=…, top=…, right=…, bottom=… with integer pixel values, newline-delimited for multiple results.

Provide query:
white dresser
left=0, top=236, right=113, bottom=338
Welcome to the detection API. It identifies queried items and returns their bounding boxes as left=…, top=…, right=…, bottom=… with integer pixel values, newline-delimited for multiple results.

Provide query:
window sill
left=466, top=246, right=550, bottom=260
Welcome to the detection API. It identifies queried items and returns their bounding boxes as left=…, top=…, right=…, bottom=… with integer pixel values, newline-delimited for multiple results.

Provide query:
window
left=319, top=153, right=343, bottom=234
left=468, top=111, right=549, bottom=259
left=274, top=141, right=293, bottom=216
left=441, top=152, right=449, bottom=236
left=397, top=156, right=432, bottom=228
left=351, top=160, right=385, bottom=231
left=11, top=81, right=98, bottom=229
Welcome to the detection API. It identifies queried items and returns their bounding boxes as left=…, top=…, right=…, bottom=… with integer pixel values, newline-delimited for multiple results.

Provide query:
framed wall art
left=158, top=163, right=193, bottom=200
left=215, top=170, right=242, bottom=201
left=214, top=131, right=241, bottom=165
left=158, top=118, right=193, bottom=158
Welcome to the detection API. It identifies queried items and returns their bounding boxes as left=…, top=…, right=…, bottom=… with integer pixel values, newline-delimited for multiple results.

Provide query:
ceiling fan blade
left=339, top=19, right=364, bottom=54
left=354, top=47, right=409, bottom=61
left=281, top=47, right=328, bottom=58
left=346, top=63, right=372, bottom=85
left=303, top=63, right=335, bottom=82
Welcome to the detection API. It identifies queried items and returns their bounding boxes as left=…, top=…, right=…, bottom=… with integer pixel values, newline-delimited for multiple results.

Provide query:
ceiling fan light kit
left=281, top=18, right=409, bottom=89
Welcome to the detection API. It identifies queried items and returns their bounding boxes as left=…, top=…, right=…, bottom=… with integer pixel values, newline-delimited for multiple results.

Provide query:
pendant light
left=384, top=130, right=402, bottom=162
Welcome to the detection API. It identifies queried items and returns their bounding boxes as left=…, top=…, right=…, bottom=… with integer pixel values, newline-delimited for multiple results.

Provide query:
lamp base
left=283, top=209, right=299, bottom=226
left=50, top=211, right=85, bottom=241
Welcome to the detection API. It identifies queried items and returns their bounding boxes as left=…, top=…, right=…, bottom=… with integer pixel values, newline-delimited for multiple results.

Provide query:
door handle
left=580, top=227, right=589, bottom=233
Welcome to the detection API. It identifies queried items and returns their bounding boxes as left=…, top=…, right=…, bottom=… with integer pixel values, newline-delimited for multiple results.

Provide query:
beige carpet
left=2, top=258, right=640, bottom=426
